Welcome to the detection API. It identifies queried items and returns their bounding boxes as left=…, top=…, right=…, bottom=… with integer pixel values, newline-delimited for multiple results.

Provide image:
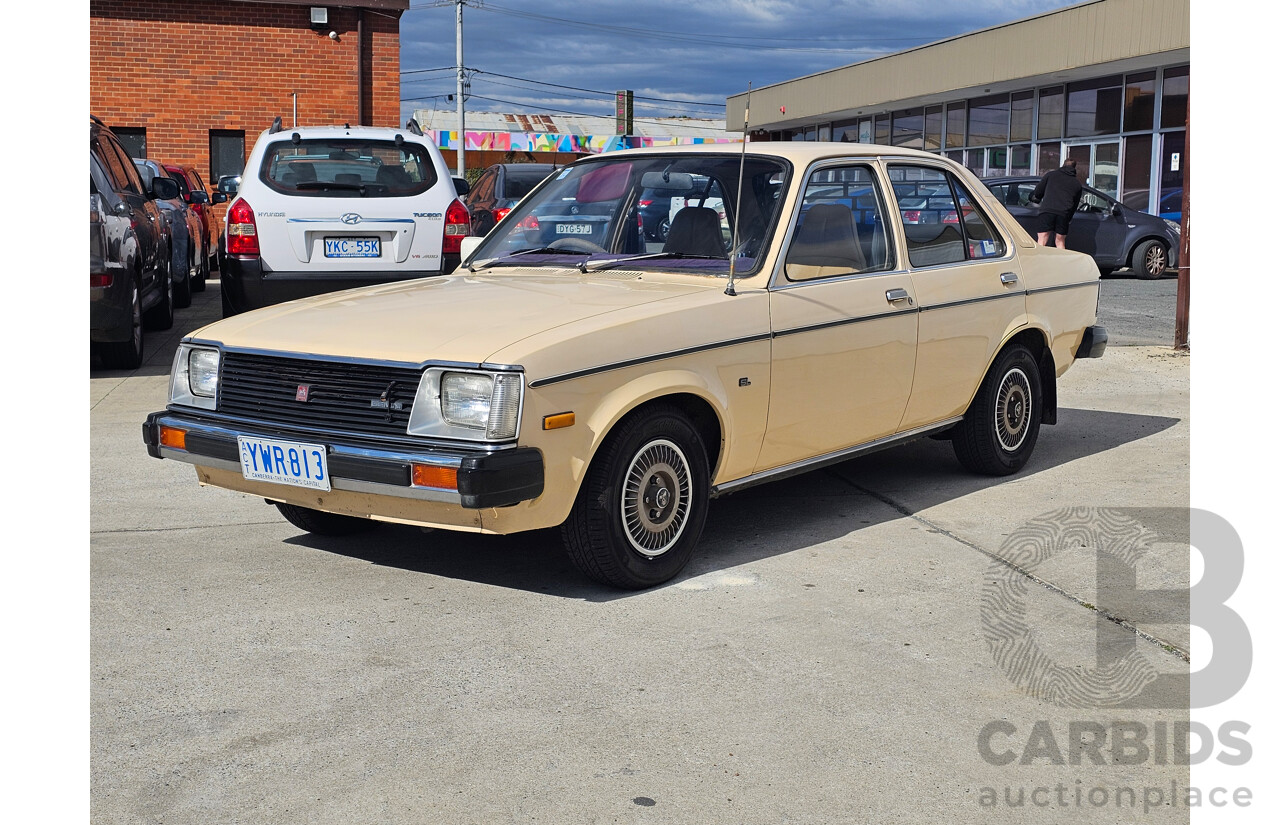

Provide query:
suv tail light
left=493, top=207, right=512, bottom=224
left=443, top=198, right=471, bottom=254
left=227, top=200, right=259, bottom=256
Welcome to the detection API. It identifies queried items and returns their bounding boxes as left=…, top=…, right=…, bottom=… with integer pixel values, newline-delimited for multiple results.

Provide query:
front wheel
left=143, top=253, right=174, bottom=331
left=275, top=502, right=377, bottom=536
left=1133, top=239, right=1168, bottom=280
left=561, top=405, right=710, bottom=589
left=952, top=345, right=1042, bottom=476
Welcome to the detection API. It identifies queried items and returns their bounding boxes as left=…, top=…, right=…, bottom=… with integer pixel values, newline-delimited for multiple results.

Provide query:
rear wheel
left=1133, top=239, right=1168, bottom=280
left=561, top=404, right=710, bottom=589
left=174, top=249, right=193, bottom=309
left=192, top=249, right=208, bottom=293
left=952, top=345, right=1042, bottom=476
left=275, top=502, right=377, bottom=536
left=94, top=278, right=144, bottom=370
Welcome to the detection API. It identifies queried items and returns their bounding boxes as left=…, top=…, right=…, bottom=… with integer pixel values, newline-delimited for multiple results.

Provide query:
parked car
left=91, top=116, right=178, bottom=369
left=134, top=158, right=202, bottom=308
left=164, top=163, right=225, bottom=289
left=465, top=163, right=557, bottom=236
left=145, top=143, right=1106, bottom=590
left=218, top=119, right=470, bottom=317
left=983, top=176, right=1180, bottom=279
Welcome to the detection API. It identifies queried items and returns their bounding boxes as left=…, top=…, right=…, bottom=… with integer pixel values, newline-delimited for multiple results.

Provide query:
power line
left=468, top=75, right=722, bottom=118
left=474, top=70, right=723, bottom=109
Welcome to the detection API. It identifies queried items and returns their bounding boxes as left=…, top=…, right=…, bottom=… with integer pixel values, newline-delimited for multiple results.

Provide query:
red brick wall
left=90, top=0, right=402, bottom=189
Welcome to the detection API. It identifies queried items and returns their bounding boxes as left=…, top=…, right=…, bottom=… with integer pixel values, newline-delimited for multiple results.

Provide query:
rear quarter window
left=260, top=139, right=439, bottom=198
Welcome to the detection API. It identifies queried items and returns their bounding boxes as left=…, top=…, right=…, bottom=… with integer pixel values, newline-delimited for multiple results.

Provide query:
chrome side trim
left=711, top=417, right=964, bottom=497
left=1026, top=280, right=1101, bottom=296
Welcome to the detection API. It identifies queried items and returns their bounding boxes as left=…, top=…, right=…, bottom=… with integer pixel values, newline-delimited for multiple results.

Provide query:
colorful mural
left=430, top=131, right=740, bottom=154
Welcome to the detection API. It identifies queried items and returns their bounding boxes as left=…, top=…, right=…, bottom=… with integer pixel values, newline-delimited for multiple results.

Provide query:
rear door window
left=888, top=165, right=1006, bottom=266
left=261, top=139, right=439, bottom=197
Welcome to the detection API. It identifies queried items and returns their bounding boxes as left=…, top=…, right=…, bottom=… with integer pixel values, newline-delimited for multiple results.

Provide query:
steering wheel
left=548, top=237, right=607, bottom=254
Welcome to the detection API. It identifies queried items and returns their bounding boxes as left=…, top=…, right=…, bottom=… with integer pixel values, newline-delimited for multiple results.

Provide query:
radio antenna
left=725, top=82, right=751, bottom=297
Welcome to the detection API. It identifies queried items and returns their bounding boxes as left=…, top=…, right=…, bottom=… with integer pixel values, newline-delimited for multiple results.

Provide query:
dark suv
left=164, top=163, right=226, bottom=283
left=983, top=176, right=1180, bottom=279
left=465, top=163, right=557, bottom=236
left=90, top=116, right=179, bottom=369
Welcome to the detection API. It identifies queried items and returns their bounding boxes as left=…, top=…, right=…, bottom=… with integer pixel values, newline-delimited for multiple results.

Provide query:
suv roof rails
left=269, top=116, right=283, bottom=134
left=406, top=118, right=423, bottom=136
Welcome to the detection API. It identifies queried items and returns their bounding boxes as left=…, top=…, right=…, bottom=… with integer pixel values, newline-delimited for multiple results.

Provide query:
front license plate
left=238, top=436, right=331, bottom=492
left=554, top=223, right=593, bottom=235
left=324, top=237, right=381, bottom=258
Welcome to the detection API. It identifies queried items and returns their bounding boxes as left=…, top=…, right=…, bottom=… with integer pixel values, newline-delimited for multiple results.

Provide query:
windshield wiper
left=582, top=251, right=726, bottom=272
left=466, top=247, right=590, bottom=273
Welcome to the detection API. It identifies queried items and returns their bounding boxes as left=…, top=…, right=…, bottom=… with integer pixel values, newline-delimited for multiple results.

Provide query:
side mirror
left=190, top=190, right=211, bottom=205
left=212, top=192, right=228, bottom=204
left=452, top=176, right=471, bottom=196
left=1111, top=203, right=1124, bottom=218
left=218, top=175, right=241, bottom=196
left=112, top=200, right=132, bottom=217
left=459, top=235, right=483, bottom=262
left=151, top=177, right=181, bottom=200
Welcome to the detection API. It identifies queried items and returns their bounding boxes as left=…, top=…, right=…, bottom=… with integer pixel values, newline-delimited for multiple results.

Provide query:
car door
left=1067, top=187, right=1129, bottom=269
left=757, top=161, right=918, bottom=471
left=94, top=131, right=163, bottom=288
left=888, top=163, right=1026, bottom=431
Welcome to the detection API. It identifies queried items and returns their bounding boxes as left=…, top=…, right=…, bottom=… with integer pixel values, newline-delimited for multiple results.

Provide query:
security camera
left=328, top=30, right=338, bottom=40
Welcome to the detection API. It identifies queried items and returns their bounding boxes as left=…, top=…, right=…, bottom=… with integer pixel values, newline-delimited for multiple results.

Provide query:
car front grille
left=217, top=352, right=422, bottom=439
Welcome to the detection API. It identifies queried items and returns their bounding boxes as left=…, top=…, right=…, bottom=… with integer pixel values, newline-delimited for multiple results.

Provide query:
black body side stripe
left=919, top=291, right=1025, bottom=312
left=528, top=333, right=772, bottom=388
left=772, top=306, right=919, bottom=338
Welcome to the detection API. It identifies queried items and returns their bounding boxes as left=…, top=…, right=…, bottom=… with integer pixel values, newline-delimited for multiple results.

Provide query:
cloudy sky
left=398, top=0, right=1082, bottom=127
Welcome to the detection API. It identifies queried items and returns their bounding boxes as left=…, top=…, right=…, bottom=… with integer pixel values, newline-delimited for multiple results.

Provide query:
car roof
left=252, top=125, right=434, bottom=142
left=591, top=141, right=950, bottom=165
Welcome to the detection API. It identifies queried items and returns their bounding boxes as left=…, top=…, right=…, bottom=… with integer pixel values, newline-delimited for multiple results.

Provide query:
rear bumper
left=1075, top=325, right=1108, bottom=359
left=89, top=275, right=133, bottom=342
left=220, top=255, right=459, bottom=315
left=143, top=410, right=544, bottom=509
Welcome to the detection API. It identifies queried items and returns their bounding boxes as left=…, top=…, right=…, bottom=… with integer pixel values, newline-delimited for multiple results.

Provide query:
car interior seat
left=662, top=206, right=725, bottom=258
left=785, top=203, right=866, bottom=279
left=376, top=165, right=411, bottom=187
left=335, top=173, right=362, bottom=186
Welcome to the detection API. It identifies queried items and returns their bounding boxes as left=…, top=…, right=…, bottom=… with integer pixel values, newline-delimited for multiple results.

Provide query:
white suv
left=221, top=121, right=470, bottom=316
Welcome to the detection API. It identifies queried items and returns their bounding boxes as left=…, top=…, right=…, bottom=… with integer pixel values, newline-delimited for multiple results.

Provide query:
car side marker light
left=412, top=464, right=458, bottom=490
left=543, top=412, right=576, bottom=430
left=159, top=426, right=187, bottom=450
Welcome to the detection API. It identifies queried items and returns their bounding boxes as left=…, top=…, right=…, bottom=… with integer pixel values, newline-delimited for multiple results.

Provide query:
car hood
left=190, top=270, right=710, bottom=364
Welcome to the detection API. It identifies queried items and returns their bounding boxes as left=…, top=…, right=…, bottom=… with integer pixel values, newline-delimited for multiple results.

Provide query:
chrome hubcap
left=995, top=367, right=1032, bottom=452
left=621, top=438, right=692, bottom=557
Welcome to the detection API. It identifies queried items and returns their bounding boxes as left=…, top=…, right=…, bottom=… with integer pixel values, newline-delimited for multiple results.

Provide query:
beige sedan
left=145, top=143, right=1106, bottom=589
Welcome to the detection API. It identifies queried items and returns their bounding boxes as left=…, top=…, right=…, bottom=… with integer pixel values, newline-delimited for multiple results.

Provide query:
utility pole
left=1174, top=91, right=1190, bottom=350
left=455, top=0, right=466, bottom=178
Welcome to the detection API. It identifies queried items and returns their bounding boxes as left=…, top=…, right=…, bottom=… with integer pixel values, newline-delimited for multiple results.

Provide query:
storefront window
left=1010, top=144, right=1032, bottom=176
left=1161, top=66, right=1189, bottom=129
left=832, top=118, right=859, bottom=142
left=1124, top=71, right=1156, bottom=132
left=1037, top=142, right=1061, bottom=174
left=1038, top=86, right=1063, bottom=140
left=924, top=105, right=943, bottom=152
left=965, top=149, right=984, bottom=176
left=986, top=146, right=1008, bottom=177
left=817, top=124, right=832, bottom=141
left=892, top=107, right=924, bottom=149
left=1160, top=131, right=1185, bottom=219
left=875, top=115, right=890, bottom=145
left=1066, top=75, right=1123, bottom=137
left=1122, top=134, right=1153, bottom=211
left=967, top=93, right=1009, bottom=146
left=946, top=103, right=966, bottom=149
left=1010, top=91, right=1033, bottom=143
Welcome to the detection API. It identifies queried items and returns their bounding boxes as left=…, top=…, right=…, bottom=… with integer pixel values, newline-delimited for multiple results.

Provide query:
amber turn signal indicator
left=543, top=412, right=575, bottom=430
left=412, top=464, right=458, bottom=490
left=159, top=426, right=186, bottom=450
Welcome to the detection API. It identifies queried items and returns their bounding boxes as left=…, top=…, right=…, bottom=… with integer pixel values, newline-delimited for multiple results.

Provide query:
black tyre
left=192, top=250, right=208, bottom=293
left=275, top=502, right=377, bottom=536
left=561, top=404, right=710, bottom=589
left=174, top=250, right=193, bottom=309
left=658, top=217, right=671, bottom=242
left=221, top=280, right=238, bottom=317
left=143, top=254, right=174, bottom=331
left=952, top=345, right=1042, bottom=476
left=94, top=279, right=144, bottom=370
left=1133, top=239, right=1168, bottom=280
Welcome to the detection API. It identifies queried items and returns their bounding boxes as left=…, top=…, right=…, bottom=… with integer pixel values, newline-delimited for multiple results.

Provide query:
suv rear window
left=260, top=139, right=439, bottom=197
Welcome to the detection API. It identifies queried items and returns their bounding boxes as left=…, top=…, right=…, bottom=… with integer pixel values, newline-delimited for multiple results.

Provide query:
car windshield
left=467, top=153, right=790, bottom=277
left=260, top=138, right=439, bottom=197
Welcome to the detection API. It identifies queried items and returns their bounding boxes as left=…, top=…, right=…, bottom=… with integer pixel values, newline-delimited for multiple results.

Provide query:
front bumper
left=143, top=410, right=544, bottom=509
left=1075, top=325, right=1108, bottom=359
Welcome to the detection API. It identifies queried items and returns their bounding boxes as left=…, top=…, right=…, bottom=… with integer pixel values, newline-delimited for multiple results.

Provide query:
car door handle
left=1000, top=272, right=1019, bottom=285
left=885, top=288, right=913, bottom=304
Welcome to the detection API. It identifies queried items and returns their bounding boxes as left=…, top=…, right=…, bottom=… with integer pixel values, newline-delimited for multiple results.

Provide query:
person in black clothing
left=1030, top=158, right=1084, bottom=248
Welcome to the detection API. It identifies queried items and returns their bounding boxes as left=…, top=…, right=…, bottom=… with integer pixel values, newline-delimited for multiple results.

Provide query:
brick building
left=90, top=0, right=408, bottom=190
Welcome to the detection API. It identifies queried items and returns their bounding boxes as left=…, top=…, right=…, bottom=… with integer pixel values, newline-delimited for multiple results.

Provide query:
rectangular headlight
left=168, top=344, right=220, bottom=410
left=407, top=368, right=525, bottom=442
left=441, top=372, right=493, bottom=429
